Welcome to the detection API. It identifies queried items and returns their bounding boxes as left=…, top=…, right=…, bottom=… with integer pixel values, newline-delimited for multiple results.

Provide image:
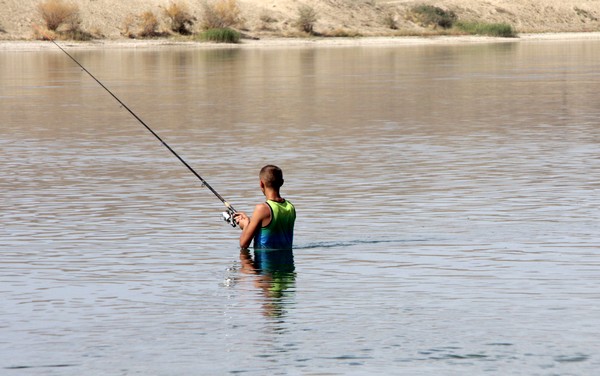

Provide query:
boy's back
left=235, top=165, right=295, bottom=250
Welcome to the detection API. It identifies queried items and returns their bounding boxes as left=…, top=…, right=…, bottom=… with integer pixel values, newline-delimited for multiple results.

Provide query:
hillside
left=1, top=0, right=600, bottom=41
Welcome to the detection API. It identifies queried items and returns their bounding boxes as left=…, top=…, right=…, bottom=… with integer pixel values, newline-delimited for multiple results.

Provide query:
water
left=1, top=39, right=599, bottom=375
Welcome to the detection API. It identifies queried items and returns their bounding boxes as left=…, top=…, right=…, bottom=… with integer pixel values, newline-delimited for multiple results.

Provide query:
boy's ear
left=281, top=179, right=284, bottom=186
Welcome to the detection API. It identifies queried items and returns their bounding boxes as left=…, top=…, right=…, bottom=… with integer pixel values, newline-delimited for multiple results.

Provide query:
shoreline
left=1, top=32, right=600, bottom=51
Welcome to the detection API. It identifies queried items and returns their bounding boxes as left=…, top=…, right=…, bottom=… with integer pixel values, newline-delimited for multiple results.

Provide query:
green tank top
left=253, top=199, right=296, bottom=250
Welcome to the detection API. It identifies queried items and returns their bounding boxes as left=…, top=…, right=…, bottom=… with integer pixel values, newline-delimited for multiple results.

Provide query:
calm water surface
left=1, top=39, right=599, bottom=375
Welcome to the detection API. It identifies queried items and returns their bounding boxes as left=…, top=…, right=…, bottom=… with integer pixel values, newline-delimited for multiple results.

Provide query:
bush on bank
left=201, top=0, right=243, bottom=30
left=295, top=5, right=318, bottom=34
left=37, top=0, right=80, bottom=31
left=407, top=4, right=518, bottom=37
left=455, top=21, right=517, bottom=37
left=35, top=0, right=94, bottom=40
left=164, top=1, right=196, bottom=35
left=198, top=27, right=241, bottom=43
left=410, top=5, right=457, bottom=29
left=121, top=10, right=163, bottom=38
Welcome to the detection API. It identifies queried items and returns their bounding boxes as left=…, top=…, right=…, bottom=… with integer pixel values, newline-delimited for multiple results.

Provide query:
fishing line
left=36, top=27, right=238, bottom=226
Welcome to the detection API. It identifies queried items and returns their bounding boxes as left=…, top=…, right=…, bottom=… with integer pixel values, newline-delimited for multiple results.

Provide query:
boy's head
left=259, top=165, right=284, bottom=189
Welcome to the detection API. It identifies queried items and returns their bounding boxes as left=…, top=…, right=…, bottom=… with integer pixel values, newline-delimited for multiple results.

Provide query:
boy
left=234, top=165, right=296, bottom=250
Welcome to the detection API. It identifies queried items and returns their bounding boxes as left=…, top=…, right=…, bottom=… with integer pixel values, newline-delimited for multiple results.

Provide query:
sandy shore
left=1, top=32, right=600, bottom=51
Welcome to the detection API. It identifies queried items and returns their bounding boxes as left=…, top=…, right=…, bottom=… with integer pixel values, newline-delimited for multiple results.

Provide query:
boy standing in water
left=234, top=165, right=296, bottom=250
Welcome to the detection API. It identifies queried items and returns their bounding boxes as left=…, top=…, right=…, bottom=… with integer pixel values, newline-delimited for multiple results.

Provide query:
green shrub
left=411, top=5, right=457, bottom=29
left=456, top=21, right=517, bottom=37
left=164, top=1, right=196, bottom=35
left=201, top=0, right=242, bottom=30
left=198, top=27, right=240, bottom=43
left=296, top=5, right=318, bottom=34
left=37, top=0, right=80, bottom=32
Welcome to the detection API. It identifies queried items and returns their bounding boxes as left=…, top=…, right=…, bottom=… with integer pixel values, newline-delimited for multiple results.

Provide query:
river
left=1, top=38, right=599, bottom=375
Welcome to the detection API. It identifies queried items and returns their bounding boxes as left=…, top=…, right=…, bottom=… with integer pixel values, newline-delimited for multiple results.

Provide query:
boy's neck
left=264, top=189, right=283, bottom=202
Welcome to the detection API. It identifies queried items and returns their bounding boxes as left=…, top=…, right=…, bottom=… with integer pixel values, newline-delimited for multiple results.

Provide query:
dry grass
left=382, top=13, right=398, bottom=30
left=139, top=11, right=160, bottom=37
left=121, top=14, right=136, bottom=38
left=259, top=10, right=277, bottom=24
left=164, top=1, right=196, bottom=35
left=201, top=0, right=243, bottom=30
left=121, top=10, right=163, bottom=38
left=37, top=0, right=80, bottom=32
left=296, top=5, right=318, bottom=34
left=574, top=7, right=598, bottom=21
left=322, top=28, right=362, bottom=37
left=258, top=9, right=278, bottom=31
left=35, top=0, right=94, bottom=40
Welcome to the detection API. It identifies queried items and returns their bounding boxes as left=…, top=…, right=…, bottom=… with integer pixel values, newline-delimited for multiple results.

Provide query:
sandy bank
left=1, top=32, right=600, bottom=52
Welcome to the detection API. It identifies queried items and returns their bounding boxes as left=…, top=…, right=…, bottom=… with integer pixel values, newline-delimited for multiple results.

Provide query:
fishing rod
left=37, top=27, right=238, bottom=227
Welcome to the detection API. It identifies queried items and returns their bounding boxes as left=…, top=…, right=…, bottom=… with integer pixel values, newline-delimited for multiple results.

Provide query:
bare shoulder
left=253, top=203, right=271, bottom=218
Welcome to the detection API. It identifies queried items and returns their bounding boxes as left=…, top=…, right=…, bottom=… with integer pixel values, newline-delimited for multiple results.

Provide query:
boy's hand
left=234, top=212, right=250, bottom=229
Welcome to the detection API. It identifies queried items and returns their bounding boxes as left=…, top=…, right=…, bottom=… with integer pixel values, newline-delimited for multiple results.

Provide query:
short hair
left=259, top=165, right=284, bottom=189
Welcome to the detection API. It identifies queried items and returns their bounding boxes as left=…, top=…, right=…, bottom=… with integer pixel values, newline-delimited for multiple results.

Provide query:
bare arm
left=235, top=203, right=271, bottom=249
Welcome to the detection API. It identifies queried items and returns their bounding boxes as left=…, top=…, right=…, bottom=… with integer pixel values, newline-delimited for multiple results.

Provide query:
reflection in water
left=239, top=248, right=295, bottom=318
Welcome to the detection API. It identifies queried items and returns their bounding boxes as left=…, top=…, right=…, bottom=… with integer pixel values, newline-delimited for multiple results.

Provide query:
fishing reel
left=222, top=207, right=237, bottom=228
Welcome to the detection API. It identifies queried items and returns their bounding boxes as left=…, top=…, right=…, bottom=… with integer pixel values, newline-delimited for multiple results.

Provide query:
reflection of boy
left=239, top=248, right=296, bottom=318
left=234, top=165, right=296, bottom=250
